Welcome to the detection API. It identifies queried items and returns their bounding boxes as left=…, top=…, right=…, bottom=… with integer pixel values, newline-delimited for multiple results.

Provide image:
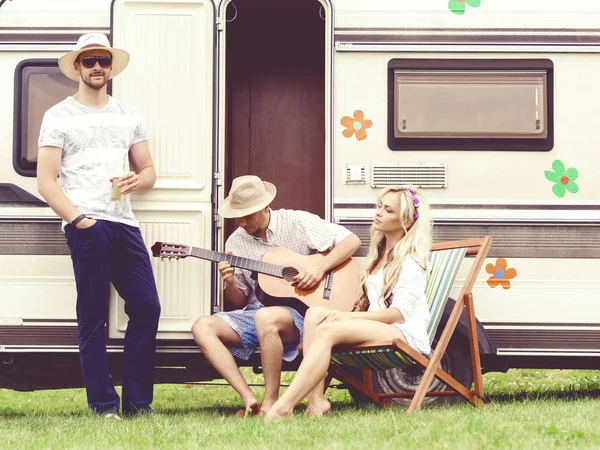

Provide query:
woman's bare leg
left=265, top=319, right=406, bottom=422
left=302, top=308, right=333, bottom=417
left=254, top=306, right=300, bottom=413
left=305, top=378, right=329, bottom=418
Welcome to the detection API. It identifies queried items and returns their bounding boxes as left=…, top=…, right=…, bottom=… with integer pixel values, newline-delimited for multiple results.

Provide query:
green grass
left=1, top=369, right=600, bottom=449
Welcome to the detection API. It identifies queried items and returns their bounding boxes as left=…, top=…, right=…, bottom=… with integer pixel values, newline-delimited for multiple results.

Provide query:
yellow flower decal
left=486, top=258, right=517, bottom=290
left=341, top=110, right=373, bottom=141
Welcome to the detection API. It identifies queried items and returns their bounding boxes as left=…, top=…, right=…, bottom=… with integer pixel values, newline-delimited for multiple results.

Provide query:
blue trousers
left=65, top=220, right=161, bottom=415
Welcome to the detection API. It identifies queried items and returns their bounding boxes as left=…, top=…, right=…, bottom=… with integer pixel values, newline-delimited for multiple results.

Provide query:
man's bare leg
left=191, top=315, right=260, bottom=414
left=254, top=306, right=300, bottom=414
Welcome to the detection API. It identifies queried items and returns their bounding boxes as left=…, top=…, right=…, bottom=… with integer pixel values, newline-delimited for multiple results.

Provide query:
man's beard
left=82, top=73, right=108, bottom=90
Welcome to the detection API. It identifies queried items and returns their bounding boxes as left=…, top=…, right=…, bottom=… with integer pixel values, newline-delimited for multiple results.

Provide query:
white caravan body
left=0, top=0, right=599, bottom=390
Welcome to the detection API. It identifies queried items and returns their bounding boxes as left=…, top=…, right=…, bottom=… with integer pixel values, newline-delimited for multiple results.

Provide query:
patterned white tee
left=38, top=96, right=147, bottom=228
left=225, top=208, right=353, bottom=308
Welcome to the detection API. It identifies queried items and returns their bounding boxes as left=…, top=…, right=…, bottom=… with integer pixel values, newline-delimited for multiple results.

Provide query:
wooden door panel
left=226, top=1, right=325, bottom=220
left=249, top=70, right=325, bottom=213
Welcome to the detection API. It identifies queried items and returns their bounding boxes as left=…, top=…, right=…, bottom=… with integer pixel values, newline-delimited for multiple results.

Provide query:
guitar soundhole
left=282, top=266, right=299, bottom=282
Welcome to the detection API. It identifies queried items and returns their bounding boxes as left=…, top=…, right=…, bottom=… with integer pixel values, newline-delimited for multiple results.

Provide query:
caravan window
left=388, top=59, right=554, bottom=151
left=13, top=60, right=78, bottom=176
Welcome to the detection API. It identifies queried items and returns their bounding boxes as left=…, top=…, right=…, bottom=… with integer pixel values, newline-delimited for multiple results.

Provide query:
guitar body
left=258, top=247, right=361, bottom=315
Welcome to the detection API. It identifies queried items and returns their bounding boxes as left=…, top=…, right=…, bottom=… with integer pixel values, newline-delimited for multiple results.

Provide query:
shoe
left=104, top=413, right=122, bottom=420
left=122, top=406, right=154, bottom=418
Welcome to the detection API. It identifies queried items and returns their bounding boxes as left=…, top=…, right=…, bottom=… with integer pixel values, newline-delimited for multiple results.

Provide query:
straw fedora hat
left=59, top=33, right=130, bottom=82
left=218, top=175, right=277, bottom=219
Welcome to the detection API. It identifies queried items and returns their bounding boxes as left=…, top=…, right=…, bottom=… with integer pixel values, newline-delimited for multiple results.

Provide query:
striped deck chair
left=328, top=237, right=492, bottom=412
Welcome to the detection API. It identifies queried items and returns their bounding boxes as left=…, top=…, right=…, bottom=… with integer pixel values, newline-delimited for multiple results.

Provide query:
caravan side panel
left=332, top=0, right=600, bottom=359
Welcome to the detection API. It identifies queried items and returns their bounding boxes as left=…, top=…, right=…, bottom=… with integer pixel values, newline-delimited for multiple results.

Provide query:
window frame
left=13, top=59, right=79, bottom=177
left=387, top=58, right=554, bottom=151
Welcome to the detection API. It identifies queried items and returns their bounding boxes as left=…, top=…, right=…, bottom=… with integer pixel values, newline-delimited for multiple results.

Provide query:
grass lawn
left=1, top=369, right=600, bottom=449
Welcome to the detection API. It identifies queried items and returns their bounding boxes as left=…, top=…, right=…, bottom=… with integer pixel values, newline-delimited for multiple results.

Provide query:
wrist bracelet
left=71, top=214, right=87, bottom=226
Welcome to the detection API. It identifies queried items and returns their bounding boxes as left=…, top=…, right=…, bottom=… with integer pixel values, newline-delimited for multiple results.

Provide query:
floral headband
left=407, top=188, right=420, bottom=221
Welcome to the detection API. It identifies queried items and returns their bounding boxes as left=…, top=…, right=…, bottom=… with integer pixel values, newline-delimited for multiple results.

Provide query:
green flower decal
left=449, top=0, right=481, bottom=15
left=544, top=160, right=579, bottom=198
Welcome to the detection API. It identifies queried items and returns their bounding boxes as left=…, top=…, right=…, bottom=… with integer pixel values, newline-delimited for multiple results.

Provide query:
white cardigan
left=366, top=258, right=431, bottom=355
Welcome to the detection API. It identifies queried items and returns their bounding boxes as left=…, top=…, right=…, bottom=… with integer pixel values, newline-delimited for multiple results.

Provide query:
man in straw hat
left=37, top=33, right=160, bottom=419
left=192, top=175, right=361, bottom=417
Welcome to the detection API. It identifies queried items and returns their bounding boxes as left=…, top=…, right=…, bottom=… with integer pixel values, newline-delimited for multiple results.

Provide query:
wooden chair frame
left=328, top=236, right=492, bottom=413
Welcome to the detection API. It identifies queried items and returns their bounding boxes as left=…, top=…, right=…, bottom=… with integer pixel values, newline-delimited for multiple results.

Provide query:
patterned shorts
left=214, top=305, right=304, bottom=362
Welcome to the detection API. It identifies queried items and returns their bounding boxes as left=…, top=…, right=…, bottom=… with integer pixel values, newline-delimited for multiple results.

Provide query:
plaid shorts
left=215, top=305, right=304, bottom=361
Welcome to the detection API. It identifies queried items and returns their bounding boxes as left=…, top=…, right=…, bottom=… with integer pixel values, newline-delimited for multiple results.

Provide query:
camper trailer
left=1, top=0, right=600, bottom=402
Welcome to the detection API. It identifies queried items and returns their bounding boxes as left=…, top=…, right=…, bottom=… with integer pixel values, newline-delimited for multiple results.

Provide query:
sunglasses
left=78, top=55, right=112, bottom=69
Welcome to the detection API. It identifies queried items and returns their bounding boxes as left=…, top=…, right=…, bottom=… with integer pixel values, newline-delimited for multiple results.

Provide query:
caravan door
left=111, top=0, right=216, bottom=340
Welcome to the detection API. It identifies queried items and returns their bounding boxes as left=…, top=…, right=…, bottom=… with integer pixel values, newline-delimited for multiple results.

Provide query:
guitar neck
left=189, top=247, right=284, bottom=278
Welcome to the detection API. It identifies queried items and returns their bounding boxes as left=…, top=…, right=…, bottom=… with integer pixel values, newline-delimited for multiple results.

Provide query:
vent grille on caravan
left=371, top=164, right=446, bottom=188
left=343, top=164, right=368, bottom=185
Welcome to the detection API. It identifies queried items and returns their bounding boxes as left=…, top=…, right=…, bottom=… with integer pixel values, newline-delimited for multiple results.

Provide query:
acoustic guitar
left=151, top=242, right=361, bottom=315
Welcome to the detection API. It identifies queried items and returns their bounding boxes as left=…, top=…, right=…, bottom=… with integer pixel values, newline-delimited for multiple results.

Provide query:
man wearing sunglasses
left=37, top=33, right=161, bottom=419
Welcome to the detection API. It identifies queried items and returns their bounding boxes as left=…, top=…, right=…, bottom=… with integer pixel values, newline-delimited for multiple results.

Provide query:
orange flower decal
left=341, top=110, right=373, bottom=141
left=486, top=258, right=517, bottom=290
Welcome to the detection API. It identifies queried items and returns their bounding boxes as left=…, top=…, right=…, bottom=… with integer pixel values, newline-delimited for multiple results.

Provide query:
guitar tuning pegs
left=160, top=257, right=166, bottom=262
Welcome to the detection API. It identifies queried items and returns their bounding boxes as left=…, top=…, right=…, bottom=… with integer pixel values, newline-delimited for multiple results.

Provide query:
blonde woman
left=265, top=186, right=432, bottom=421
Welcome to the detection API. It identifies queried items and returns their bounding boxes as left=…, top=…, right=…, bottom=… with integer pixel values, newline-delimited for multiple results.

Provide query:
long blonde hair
left=354, top=186, right=432, bottom=311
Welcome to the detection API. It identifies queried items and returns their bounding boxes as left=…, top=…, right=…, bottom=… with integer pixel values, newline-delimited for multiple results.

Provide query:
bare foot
left=264, top=404, right=293, bottom=423
left=235, top=399, right=262, bottom=418
left=245, top=399, right=262, bottom=417
left=259, top=400, right=276, bottom=415
left=305, top=398, right=331, bottom=418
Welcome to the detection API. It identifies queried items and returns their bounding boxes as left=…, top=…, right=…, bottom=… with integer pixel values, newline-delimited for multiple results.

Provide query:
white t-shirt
left=38, top=96, right=147, bottom=229
left=366, top=257, right=431, bottom=355
left=226, top=208, right=352, bottom=308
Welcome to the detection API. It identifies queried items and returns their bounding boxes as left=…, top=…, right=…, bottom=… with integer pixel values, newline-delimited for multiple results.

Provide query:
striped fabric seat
left=331, top=346, right=414, bottom=370
left=330, top=247, right=468, bottom=370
